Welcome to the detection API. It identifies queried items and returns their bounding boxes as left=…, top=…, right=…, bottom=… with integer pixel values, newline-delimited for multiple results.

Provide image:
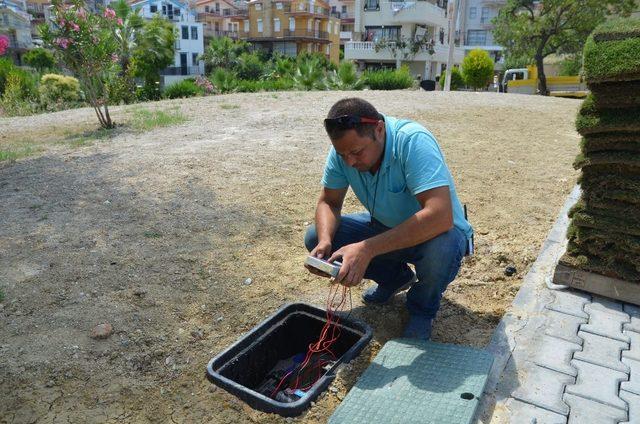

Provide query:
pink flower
left=59, top=18, right=66, bottom=26
left=0, top=35, right=9, bottom=55
left=76, top=8, right=86, bottom=19
left=117, top=18, right=123, bottom=25
left=71, top=22, right=80, bottom=31
left=56, top=37, right=70, bottom=49
left=103, top=8, right=116, bottom=19
left=111, top=53, right=119, bottom=63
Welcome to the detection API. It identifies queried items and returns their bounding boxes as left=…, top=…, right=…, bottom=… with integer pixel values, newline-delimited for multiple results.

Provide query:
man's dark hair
left=325, top=97, right=382, bottom=140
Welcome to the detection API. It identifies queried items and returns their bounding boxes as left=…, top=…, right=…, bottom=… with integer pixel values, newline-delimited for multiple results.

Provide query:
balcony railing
left=283, top=29, right=329, bottom=39
left=330, top=11, right=353, bottom=19
left=283, top=3, right=330, bottom=16
left=160, top=66, right=203, bottom=76
left=224, top=8, right=248, bottom=17
left=204, top=28, right=240, bottom=39
left=197, top=11, right=223, bottom=19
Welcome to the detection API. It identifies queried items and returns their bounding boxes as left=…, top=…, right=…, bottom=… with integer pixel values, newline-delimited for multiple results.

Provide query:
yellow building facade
left=240, top=0, right=340, bottom=64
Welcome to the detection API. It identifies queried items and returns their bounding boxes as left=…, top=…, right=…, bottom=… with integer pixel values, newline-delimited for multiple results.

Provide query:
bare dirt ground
left=0, top=91, right=581, bottom=423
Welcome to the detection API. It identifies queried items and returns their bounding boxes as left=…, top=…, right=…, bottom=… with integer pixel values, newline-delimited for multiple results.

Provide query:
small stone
left=191, top=329, right=205, bottom=340
left=329, top=386, right=338, bottom=393
left=165, top=356, right=174, bottom=366
left=504, top=265, right=517, bottom=276
left=208, top=385, right=217, bottom=393
left=303, top=221, right=310, bottom=226
left=216, top=316, right=224, bottom=323
left=133, top=288, right=147, bottom=297
left=91, top=323, right=113, bottom=339
left=243, top=278, right=253, bottom=286
left=45, top=380, right=55, bottom=388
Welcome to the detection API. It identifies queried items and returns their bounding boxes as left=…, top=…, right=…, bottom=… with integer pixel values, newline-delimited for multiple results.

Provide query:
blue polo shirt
left=321, top=115, right=473, bottom=241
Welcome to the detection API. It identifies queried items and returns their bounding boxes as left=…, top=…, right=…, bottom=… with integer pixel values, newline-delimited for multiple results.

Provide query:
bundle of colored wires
left=270, top=282, right=353, bottom=398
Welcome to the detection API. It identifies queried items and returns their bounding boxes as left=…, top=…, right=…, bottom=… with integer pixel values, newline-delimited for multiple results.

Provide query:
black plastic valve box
left=206, top=302, right=372, bottom=417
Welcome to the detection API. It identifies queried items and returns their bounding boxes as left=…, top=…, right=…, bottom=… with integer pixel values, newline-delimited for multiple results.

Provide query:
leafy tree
left=493, top=0, right=634, bottom=95
left=503, top=53, right=532, bottom=70
left=235, top=52, right=265, bottom=80
left=40, top=0, right=119, bottom=128
left=461, top=49, right=494, bottom=90
left=374, top=35, right=435, bottom=69
left=558, top=54, right=582, bottom=76
left=23, top=48, right=57, bottom=71
left=439, top=67, right=464, bottom=90
left=131, top=15, right=175, bottom=87
left=200, top=36, right=249, bottom=73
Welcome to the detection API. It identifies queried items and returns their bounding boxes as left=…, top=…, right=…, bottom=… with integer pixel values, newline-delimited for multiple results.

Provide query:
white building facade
left=459, top=0, right=504, bottom=69
left=0, top=0, right=33, bottom=64
left=131, top=0, right=205, bottom=85
left=344, top=0, right=465, bottom=80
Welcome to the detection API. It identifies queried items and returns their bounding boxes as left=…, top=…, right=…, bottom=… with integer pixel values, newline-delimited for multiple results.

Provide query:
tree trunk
left=535, top=53, right=549, bottom=96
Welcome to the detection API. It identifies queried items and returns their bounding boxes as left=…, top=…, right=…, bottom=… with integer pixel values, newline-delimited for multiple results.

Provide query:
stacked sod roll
left=560, top=18, right=640, bottom=282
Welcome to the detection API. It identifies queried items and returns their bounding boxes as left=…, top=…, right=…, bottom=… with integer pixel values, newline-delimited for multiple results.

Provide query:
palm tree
left=112, top=0, right=144, bottom=76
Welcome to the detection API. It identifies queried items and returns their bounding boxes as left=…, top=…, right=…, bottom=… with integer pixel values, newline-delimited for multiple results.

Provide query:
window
left=244, top=19, right=249, bottom=32
left=174, top=7, right=180, bottom=15
left=205, top=5, right=209, bottom=12
left=364, top=26, right=401, bottom=42
left=326, top=45, right=330, bottom=54
left=150, top=4, right=157, bottom=13
left=289, top=17, right=295, bottom=31
left=467, top=29, right=487, bottom=45
left=191, top=26, right=198, bottom=39
left=215, top=3, right=220, bottom=12
left=469, top=7, right=476, bottom=19
left=257, top=18, right=263, bottom=32
left=274, top=18, right=280, bottom=31
left=276, top=2, right=283, bottom=9
left=255, top=3, right=262, bottom=10
left=331, top=5, right=336, bottom=12
left=335, top=25, right=339, bottom=35
left=342, top=5, right=347, bottom=13
left=192, top=53, right=198, bottom=65
left=364, top=0, right=379, bottom=10
left=181, top=25, right=189, bottom=39
left=162, top=4, right=166, bottom=14
left=480, top=7, right=490, bottom=23
left=307, top=19, right=312, bottom=31
left=328, top=21, right=332, bottom=34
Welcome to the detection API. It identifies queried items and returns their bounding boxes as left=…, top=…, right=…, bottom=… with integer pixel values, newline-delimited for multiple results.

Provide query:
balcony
left=344, top=41, right=464, bottom=63
left=283, top=3, right=330, bottom=17
left=284, top=29, right=329, bottom=40
left=197, top=11, right=223, bottom=20
left=160, top=66, right=203, bottom=76
left=386, top=0, right=447, bottom=26
left=340, top=31, right=353, bottom=40
left=203, top=28, right=240, bottom=39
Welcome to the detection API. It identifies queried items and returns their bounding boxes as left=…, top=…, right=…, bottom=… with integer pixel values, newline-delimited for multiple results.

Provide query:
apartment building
left=0, top=0, right=33, bottom=64
left=328, top=0, right=355, bottom=47
left=240, top=0, right=341, bottom=64
left=344, top=0, right=464, bottom=79
left=459, top=0, right=504, bottom=69
left=195, top=0, right=247, bottom=41
left=130, top=0, right=204, bottom=84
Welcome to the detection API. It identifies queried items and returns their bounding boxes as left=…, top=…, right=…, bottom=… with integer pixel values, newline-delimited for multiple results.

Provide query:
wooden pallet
left=553, top=263, right=640, bottom=306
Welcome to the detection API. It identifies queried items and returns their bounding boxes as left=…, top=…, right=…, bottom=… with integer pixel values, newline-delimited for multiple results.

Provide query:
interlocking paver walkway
left=477, top=186, right=640, bottom=423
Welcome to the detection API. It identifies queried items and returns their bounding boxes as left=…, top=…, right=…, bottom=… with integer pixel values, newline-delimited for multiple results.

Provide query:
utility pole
left=444, top=0, right=458, bottom=91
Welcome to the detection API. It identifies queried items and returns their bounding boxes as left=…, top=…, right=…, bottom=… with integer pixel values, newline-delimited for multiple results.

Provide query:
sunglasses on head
left=324, top=115, right=379, bottom=131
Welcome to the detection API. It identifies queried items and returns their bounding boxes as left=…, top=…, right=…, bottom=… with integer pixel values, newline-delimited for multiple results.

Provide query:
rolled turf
left=581, top=133, right=640, bottom=153
left=588, top=81, right=640, bottom=109
left=583, top=19, right=640, bottom=83
left=575, top=95, right=640, bottom=135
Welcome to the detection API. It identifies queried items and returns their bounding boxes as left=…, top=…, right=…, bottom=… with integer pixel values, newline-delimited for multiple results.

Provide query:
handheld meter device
left=304, top=256, right=342, bottom=278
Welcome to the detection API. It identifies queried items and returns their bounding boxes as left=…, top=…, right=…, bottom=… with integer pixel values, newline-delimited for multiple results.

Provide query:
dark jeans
left=304, top=212, right=466, bottom=319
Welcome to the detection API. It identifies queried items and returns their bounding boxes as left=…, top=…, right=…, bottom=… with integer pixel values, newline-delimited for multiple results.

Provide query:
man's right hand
left=305, top=241, right=333, bottom=278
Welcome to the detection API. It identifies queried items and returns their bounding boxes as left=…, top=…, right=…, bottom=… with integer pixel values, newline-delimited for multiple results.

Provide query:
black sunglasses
left=324, top=115, right=379, bottom=131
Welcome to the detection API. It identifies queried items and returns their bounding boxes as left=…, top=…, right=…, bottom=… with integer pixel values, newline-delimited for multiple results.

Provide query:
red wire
left=270, top=283, right=351, bottom=399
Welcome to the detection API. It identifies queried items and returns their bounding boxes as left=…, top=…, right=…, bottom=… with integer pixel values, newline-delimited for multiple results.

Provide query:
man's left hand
left=327, top=241, right=373, bottom=287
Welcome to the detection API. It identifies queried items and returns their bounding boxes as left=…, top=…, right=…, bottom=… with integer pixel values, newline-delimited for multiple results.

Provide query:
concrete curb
left=475, top=185, right=582, bottom=423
